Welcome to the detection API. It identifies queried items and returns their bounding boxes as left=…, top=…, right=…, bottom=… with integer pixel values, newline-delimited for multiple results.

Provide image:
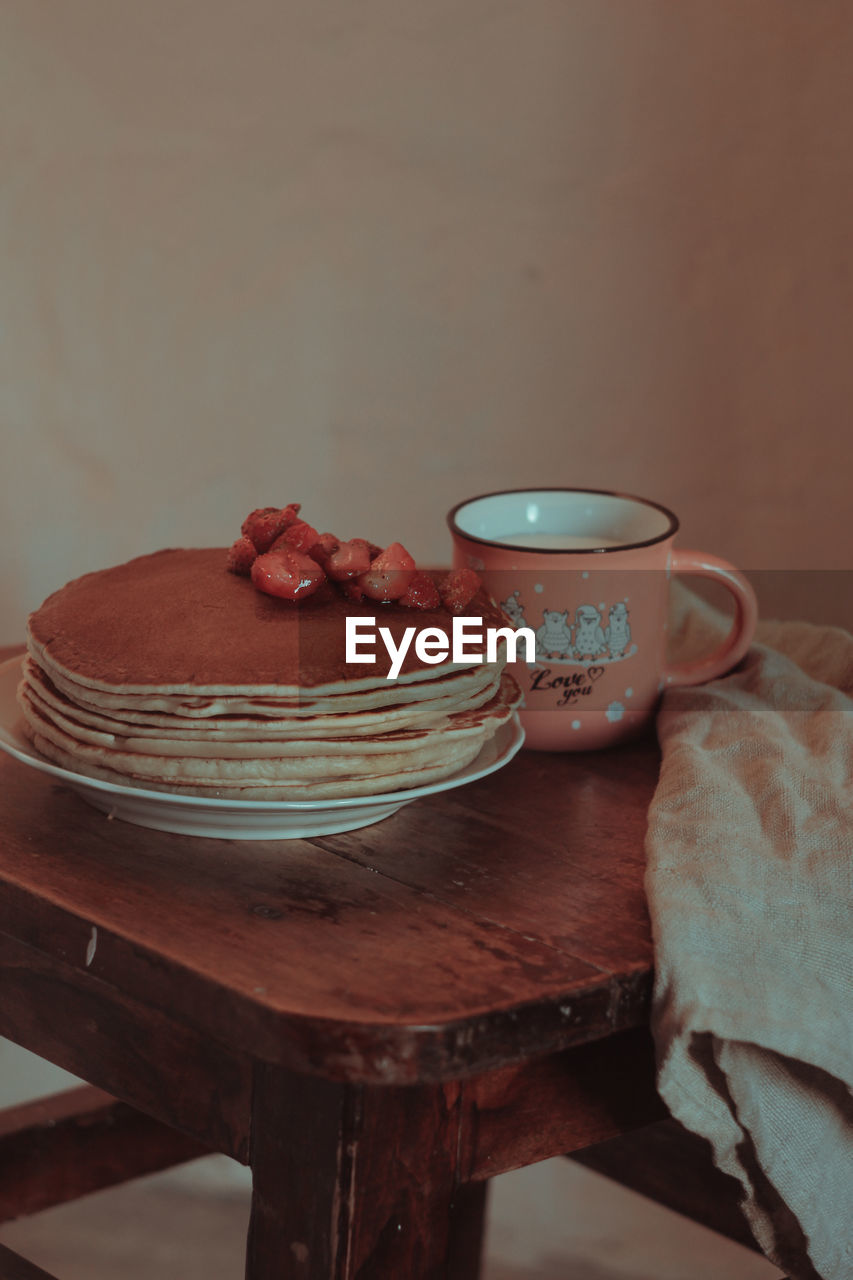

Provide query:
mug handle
left=664, top=551, right=758, bottom=688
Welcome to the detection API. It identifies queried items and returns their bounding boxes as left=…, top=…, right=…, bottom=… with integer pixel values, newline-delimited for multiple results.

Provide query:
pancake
left=20, top=548, right=522, bottom=800
left=22, top=657, right=502, bottom=740
left=27, top=548, right=510, bottom=694
left=19, top=674, right=519, bottom=798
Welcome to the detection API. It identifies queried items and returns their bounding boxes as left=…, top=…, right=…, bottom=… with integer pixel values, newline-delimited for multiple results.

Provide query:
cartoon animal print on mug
left=501, top=590, right=527, bottom=627
left=604, top=602, right=632, bottom=659
left=536, top=610, right=573, bottom=660
left=573, top=605, right=607, bottom=660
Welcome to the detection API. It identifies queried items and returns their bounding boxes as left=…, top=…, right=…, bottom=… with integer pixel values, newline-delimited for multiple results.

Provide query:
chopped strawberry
left=398, top=570, right=441, bottom=610
left=307, top=532, right=341, bottom=567
left=325, top=538, right=372, bottom=581
left=250, top=547, right=325, bottom=601
left=270, top=520, right=320, bottom=556
left=226, top=535, right=258, bottom=576
left=339, top=579, right=365, bottom=603
left=241, top=504, right=301, bottom=553
left=439, top=568, right=482, bottom=614
left=232, top=505, right=450, bottom=612
left=357, top=542, right=416, bottom=602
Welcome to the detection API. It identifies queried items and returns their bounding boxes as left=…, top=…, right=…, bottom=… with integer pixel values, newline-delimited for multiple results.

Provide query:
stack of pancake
left=18, top=549, right=520, bottom=800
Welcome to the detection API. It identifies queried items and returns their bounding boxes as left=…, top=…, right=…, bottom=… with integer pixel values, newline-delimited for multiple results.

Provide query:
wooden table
left=0, top=643, right=666, bottom=1279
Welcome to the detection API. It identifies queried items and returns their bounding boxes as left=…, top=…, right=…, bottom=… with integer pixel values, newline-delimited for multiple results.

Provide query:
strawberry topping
left=230, top=505, right=482, bottom=613
left=226, top=535, right=258, bottom=576
left=250, top=547, right=326, bottom=601
left=325, top=538, right=373, bottom=581
left=398, top=570, right=441, bottom=610
left=439, top=568, right=481, bottom=614
left=338, top=579, right=366, bottom=603
left=241, top=504, right=301, bottom=553
left=271, top=520, right=320, bottom=556
left=357, top=542, right=416, bottom=602
left=307, top=533, right=341, bottom=567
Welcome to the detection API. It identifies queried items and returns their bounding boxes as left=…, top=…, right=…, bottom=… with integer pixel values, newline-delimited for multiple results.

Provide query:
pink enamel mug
left=448, top=488, right=758, bottom=751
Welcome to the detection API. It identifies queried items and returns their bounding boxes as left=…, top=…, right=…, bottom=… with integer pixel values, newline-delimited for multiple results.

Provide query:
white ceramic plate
left=0, top=657, right=524, bottom=839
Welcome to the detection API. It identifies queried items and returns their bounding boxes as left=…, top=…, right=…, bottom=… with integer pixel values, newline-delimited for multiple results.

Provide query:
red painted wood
left=0, top=1085, right=211, bottom=1223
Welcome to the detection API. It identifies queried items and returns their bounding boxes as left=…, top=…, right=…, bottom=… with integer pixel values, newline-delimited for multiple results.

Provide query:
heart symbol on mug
left=587, top=666, right=605, bottom=684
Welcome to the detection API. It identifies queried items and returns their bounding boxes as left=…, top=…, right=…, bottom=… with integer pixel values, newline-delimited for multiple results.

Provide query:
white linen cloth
left=646, top=591, right=853, bottom=1280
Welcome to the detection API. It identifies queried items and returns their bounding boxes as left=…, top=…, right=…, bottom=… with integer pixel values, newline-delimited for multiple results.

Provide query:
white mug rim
left=447, top=487, right=680, bottom=555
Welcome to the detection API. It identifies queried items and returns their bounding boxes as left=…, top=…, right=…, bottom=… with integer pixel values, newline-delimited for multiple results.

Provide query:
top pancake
left=27, top=549, right=509, bottom=696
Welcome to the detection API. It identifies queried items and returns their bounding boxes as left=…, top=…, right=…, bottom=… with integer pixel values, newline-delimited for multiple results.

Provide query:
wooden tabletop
left=0, top=645, right=659, bottom=1087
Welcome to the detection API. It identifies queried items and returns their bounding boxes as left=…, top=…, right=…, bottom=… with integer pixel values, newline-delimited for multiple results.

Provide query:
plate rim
left=0, top=655, right=524, bottom=815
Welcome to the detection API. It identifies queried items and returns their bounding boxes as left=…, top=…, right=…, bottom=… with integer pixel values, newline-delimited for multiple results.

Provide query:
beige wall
left=1, top=1, right=851, bottom=644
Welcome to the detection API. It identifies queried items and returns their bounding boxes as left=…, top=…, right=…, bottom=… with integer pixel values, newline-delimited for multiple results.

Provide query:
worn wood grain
left=0, top=745, right=656, bottom=1082
left=0, top=637, right=667, bottom=1273
left=243, top=1034, right=663, bottom=1278
left=571, top=1118, right=762, bottom=1254
left=0, top=930, right=252, bottom=1160
left=0, top=1085, right=211, bottom=1224
left=460, top=1027, right=666, bottom=1182
left=246, top=1064, right=486, bottom=1280
left=314, top=737, right=658, bottom=982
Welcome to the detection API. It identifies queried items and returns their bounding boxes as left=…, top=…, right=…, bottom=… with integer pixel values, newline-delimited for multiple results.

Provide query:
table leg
left=246, top=1064, right=487, bottom=1279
